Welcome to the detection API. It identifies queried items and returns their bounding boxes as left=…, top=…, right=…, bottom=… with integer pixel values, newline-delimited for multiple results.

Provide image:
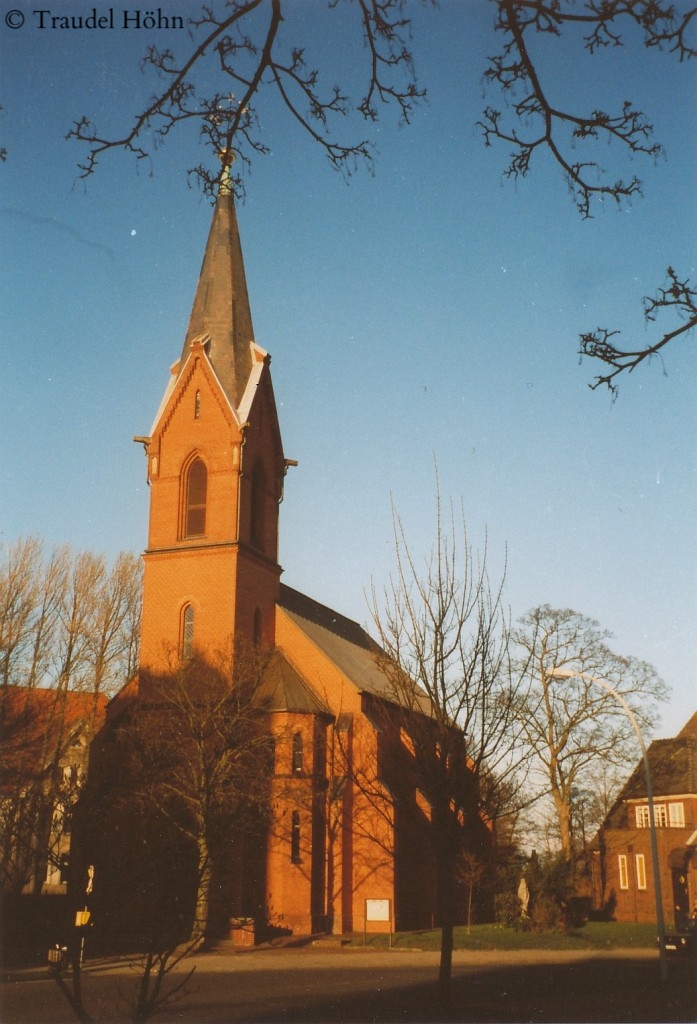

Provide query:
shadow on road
left=185, top=954, right=697, bottom=1024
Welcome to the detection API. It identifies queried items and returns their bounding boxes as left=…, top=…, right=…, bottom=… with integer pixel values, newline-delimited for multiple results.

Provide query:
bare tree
left=86, top=551, right=142, bottom=707
left=0, top=541, right=142, bottom=893
left=84, top=645, right=275, bottom=947
left=0, top=537, right=45, bottom=691
left=368, top=490, right=531, bottom=990
left=513, top=605, right=669, bottom=865
left=455, top=849, right=488, bottom=933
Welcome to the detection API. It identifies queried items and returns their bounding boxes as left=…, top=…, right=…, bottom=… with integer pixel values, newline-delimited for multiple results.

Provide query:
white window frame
left=635, top=805, right=650, bottom=828
left=668, top=802, right=685, bottom=828
left=635, top=803, right=667, bottom=827
left=618, top=854, right=629, bottom=890
left=635, top=854, right=647, bottom=890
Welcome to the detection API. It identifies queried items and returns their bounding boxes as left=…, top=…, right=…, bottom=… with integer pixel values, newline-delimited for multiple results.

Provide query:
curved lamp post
left=549, top=668, right=668, bottom=982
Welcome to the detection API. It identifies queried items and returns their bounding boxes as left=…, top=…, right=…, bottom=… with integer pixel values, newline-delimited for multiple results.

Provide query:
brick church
left=80, top=164, right=491, bottom=944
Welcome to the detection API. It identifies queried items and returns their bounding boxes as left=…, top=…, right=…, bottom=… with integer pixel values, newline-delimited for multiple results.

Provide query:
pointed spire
left=181, top=150, right=254, bottom=409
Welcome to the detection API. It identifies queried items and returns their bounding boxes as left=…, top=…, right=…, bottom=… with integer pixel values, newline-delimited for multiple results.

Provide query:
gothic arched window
left=184, top=457, right=207, bottom=537
left=181, top=604, right=195, bottom=660
left=292, top=731, right=304, bottom=774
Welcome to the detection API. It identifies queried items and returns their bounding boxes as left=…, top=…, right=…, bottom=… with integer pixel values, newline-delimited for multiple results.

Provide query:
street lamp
left=549, top=668, right=668, bottom=982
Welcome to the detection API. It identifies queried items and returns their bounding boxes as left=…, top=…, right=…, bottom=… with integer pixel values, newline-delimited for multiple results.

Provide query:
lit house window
left=184, top=458, right=207, bottom=537
left=181, top=605, right=194, bottom=659
left=618, top=855, right=629, bottom=890
left=635, top=854, right=647, bottom=890
left=669, top=802, right=685, bottom=828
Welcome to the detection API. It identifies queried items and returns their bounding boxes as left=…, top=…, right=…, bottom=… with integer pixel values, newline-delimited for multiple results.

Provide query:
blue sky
left=1, top=1, right=695, bottom=737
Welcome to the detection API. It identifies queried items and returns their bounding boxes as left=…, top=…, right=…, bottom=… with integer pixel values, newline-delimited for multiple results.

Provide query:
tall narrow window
left=181, top=604, right=194, bottom=659
left=635, top=854, right=647, bottom=890
left=618, top=855, right=629, bottom=890
left=250, top=460, right=267, bottom=550
left=291, top=811, right=301, bottom=863
left=292, top=732, right=304, bottom=774
left=194, top=390, right=201, bottom=419
left=184, top=458, right=207, bottom=537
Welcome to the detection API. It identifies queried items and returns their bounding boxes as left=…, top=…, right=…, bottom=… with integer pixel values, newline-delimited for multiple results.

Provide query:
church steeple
left=138, top=158, right=285, bottom=670
left=181, top=155, right=255, bottom=410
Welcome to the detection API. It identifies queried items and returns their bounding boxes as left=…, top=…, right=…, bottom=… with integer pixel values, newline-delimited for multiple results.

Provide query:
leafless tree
left=455, top=849, right=488, bottom=933
left=368, top=490, right=531, bottom=990
left=0, top=537, right=45, bottom=691
left=513, top=605, right=669, bottom=865
left=0, top=540, right=142, bottom=893
left=86, top=551, right=142, bottom=707
left=89, top=644, right=275, bottom=946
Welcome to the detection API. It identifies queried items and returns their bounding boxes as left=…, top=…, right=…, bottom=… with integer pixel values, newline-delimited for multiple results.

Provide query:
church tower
left=136, top=163, right=286, bottom=672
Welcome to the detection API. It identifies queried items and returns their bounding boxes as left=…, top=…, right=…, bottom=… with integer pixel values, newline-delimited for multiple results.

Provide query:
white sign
left=365, top=898, right=391, bottom=922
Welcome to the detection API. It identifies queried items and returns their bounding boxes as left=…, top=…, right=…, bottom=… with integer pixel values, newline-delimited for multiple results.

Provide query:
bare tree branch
left=67, top=0, right=426, bottom=197
left=579, top=266, right=697, bottom=394
left=477, top=0, right=692, bottom=218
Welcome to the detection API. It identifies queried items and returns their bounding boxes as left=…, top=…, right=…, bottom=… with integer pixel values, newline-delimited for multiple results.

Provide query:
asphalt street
left=2, top=946, right=695, bottom=1023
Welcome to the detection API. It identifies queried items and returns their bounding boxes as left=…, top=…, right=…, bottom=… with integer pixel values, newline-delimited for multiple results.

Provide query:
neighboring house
left=593, top=712, right=697, bottom=928
left=79, top=163, right=492, bottom=943
left=0, top=687, right=106, bottom=895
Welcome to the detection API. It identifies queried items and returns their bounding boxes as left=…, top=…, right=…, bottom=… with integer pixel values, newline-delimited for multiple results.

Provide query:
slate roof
left=601, top=712, right=697, bottom=830
left=619, top=734, right=697, bottom=800
left=181, top=191, right=255, bottom=410
left=278, top=584, right=433, bottom=713
left=255, top=648, right=331, bottom=716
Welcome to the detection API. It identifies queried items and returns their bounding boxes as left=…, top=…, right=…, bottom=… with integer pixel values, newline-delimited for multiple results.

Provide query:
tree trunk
left=437, top=845, right=454, bottom=994
left=555, top=790, right=573, bottom=864
left=191, top=836, right=211, bottom=946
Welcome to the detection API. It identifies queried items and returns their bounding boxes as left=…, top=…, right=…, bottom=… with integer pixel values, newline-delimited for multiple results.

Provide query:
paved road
left=2, top=946, right=695, bottom=1023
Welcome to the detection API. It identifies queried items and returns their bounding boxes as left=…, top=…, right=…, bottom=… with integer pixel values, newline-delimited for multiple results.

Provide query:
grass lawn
left=350, top=921, right=659, bottom=951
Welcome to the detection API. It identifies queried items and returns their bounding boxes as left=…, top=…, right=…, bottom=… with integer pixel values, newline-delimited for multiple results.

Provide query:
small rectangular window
left=668, top=802, right=685, bottom=828
left=618, top=855, right=629, bottom=890
left=635, top=854, right=647, bottom=890
left=654, top=804, right=667, bottom=827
